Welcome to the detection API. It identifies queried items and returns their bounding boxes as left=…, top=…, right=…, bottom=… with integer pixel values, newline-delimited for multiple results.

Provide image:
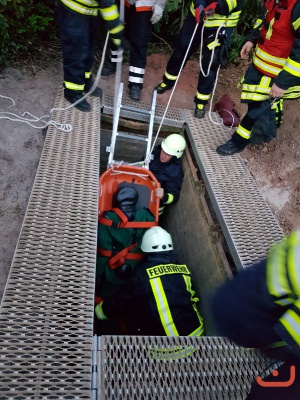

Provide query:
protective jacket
left=149, top=145, right=184, bottom=214
left=97, top=207, right=156, bottom=296
left=96, top=251, right=204, bottom=336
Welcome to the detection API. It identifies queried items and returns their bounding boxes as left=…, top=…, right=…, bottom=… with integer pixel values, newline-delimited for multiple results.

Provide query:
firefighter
left=96, top=186, right=156, bottom=297
left=149, top=133, right=186, bottom=215
left=154, top=0, right=243, bottom=119
left=57, top=0, right=128, bottom=112
left=95, top=226, right=204, bottom=336
left=101, top=0, right=167, bottom=101
left=212, top=229, right=300, bottom=399
left=217, top=0, right=300, bottom=155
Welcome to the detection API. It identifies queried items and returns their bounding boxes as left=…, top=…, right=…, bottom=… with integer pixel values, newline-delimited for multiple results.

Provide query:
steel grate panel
left=0, top=87, right=100, bottom=399
left=97, top=335, right=277, bottom=400
left=183, top=109, right=284, bottom=269
left=103, top=91, right=185, bottom=127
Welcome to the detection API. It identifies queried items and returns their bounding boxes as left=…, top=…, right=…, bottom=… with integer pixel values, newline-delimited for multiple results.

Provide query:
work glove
left=204, top=1, right=218, bottom=17
left=194, top=4, right=205, bottom=23
left=110, top=25, right=130, bottom=51
left=151, top=4, right=164, bottom=24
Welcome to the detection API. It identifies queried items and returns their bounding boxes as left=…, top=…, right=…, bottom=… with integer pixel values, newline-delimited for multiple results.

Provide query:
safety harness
left=98, top=208, right=156, bottom=269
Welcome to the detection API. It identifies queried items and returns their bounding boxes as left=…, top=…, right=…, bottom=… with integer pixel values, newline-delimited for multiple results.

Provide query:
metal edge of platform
left=183, top=109, right=284, bottom=270
left=0, top=87, right=100, bottom=399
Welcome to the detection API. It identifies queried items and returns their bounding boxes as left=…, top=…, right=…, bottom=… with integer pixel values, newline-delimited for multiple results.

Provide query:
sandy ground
left=1, top=53, right=299, bottom=302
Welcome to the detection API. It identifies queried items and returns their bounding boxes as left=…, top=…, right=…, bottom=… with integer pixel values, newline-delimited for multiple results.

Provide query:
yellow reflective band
left=242, top=84, right=270, bottom=94
left=287, top=231, right=300, bottom=296
left=61, top=0, right=98, bottom=16
left=85, top=71, right=91, bottom=79
left=241, top=92, right=269, bottom=101
left=100, top=4, right=119, bottom=21
left=183, top=274, right=204, bottom=336
left=196, top=92, right=211, bottom=100
left=147, top=264, right=190, bottom=279
left=293, top=17, right=300, bottom=31
left=207, top=39, right=221, bottom=50
left=260, top=76, right=272, bottom=88
left=283, top=58, right=300, bottom=77
left=95, top=302, right=108, bottom=320
left=164, top=71, right=177, bottom=81
left=267, top=237, right=293, bottom=299
left=225, top=0, right=237, bottom=12
left=150, top=277, right=179, bottom=336
left=196, top=104, right=204, bottom=110
left=255, top=48, right=286, bottom=67
left=266, top=17, right=274, bottom=40
left=203, top=11, right=241, bottom=28
left=236, top=125, right=251, bottom=139
left=253, top=56, right=282, bottom=76
left=283, top=86, right=300, bottom=99
left=164, top=193, right=174, bottom=205
left=279, top=307, right=300, bottom=346
left=64, top=81, right=85, bottom=91
left=109, top=23, right=123, bottom=34
left=253, top=18, right=263, bottom=29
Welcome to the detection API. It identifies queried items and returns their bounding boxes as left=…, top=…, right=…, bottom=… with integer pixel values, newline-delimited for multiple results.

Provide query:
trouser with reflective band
left=109, top=6, right=152, bottom=89
left=57, top=2, right=100, bottom=92
left=161, top=10, right=231, bottom=105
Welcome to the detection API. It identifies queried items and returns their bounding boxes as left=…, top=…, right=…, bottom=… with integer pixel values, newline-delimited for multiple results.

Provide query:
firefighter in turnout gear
left=217, top=0, right=300, bottom=155
left=95, top=226, right=204, bottom=336
left=96, top=186, right=156, bottom=297
left=149, top=134, right=186, bottom=215
left=154, top=0, right=242, bottom=118
left=57, top=0, right=128, bottom=112
left=101, top=0, right=167, bottom=101
left=212, top=229, right=300, bottom=399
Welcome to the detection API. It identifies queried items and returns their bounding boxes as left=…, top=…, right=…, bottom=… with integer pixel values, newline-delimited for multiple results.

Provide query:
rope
left=0, top=33, right=109, bottom=133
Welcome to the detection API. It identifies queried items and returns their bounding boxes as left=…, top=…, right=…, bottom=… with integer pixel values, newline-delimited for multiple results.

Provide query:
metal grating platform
left=183, top=109, right=284, bottom=269
left=96, top=335, right=278, bottom=400
left=0, top=87, right=100, bottom=399
left=103, top=91, right=185, bottom=128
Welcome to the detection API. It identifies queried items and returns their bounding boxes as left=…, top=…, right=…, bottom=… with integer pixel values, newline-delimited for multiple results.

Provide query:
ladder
left=106, top=82, right=157, bottom=169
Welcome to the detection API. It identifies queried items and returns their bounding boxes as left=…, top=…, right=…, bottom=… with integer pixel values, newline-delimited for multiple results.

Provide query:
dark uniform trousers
left=57, top=2, right=100, bottom=90
left=162, top=10, right=233, bottom=107
left=110, top=6, right=152, bottom=89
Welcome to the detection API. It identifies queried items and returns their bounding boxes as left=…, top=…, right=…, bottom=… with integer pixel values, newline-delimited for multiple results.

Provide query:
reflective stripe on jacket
left=252, top=0, right=298, bottom=78
left=267, top=229, right=300, bottom=357
left=190, top=0, right=242, bottom=28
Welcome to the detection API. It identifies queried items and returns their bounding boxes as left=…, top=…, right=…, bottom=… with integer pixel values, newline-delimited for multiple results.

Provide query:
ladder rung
left=117, top=132, right=148, bottom=142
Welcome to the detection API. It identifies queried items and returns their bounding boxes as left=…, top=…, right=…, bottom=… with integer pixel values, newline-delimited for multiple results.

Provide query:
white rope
left=149, top=22, right=200, bottom=157
left=0, top=33, right=109, bottom=133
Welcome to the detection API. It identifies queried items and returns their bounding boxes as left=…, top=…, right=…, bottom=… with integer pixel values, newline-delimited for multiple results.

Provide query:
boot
left=130, top=85, right=141, bottom=101
left=194, top=104, right=205, bottom=119
left=155, top=82, right=173, bottom=94
left=101, top=60, right=116, bottom=76
left=216, top=138, right=248, bottom=156
left=64, top=89, right=91, bottom=112
left=84, top=78, right=103, bottom=99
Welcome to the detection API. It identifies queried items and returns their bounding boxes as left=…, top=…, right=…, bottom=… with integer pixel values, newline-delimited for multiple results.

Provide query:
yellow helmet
left=161, top=134, right=186, bottom=158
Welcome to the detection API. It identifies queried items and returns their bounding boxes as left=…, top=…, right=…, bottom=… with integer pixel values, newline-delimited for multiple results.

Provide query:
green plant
left=0, top=0, right=57, bottom=68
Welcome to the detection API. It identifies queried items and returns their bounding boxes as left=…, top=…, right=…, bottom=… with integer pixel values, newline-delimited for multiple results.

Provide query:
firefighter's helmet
left=141, top=226, right=173, bottom=253
left=161, top=134, right=186, bottom=158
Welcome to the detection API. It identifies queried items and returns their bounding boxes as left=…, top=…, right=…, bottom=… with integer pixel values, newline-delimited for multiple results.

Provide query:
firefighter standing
left=217, top=0, right=300, bottom=155
left=155, top=0, right=242, bottom=118
left=57, top=0, right=128, bottom=112
left=212, top=230, right=300, bottom=399
left=95, top=226, right=204, bottom=336
left=149, top=134, right=186, bottom=215
left=101, top=0, right=167, bottom=101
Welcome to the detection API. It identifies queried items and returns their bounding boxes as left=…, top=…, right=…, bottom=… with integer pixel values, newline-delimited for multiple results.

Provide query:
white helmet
left=161, top=134, right=186, bottom=158
left=141, top=226, right=173, bottom=253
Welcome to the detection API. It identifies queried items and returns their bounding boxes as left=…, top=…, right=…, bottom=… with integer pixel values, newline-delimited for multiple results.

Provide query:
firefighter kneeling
left=95, top=226, right=204, bottom=336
